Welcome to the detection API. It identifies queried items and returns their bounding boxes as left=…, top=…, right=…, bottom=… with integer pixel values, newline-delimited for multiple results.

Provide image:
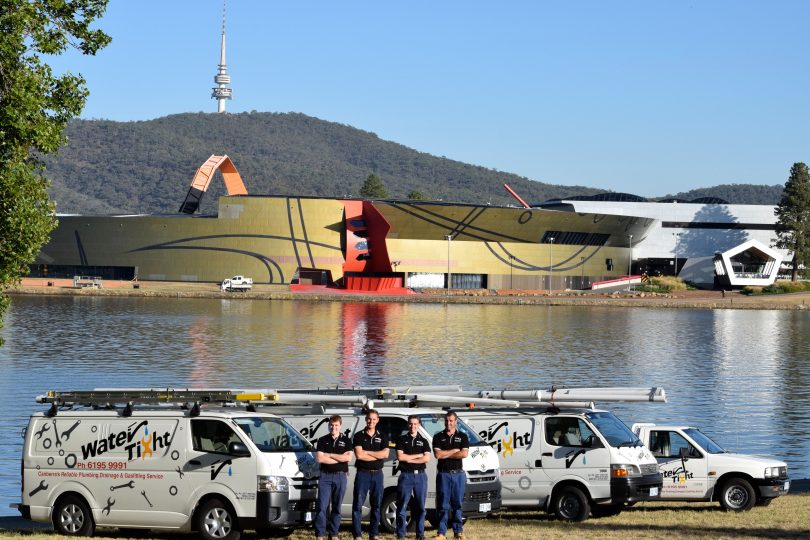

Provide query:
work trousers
left=315, top=471, right=348, bottom=537
left=352, top=469, right=384, bottom=538
left=396, top=470, right=428, bottom=538
left=436, top=470, right=465, bottom=535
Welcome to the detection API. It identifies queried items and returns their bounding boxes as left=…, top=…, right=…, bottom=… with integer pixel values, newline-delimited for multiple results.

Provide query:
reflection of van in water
left=17, top=395, right=318, bottom=540
left=279, top=406, right=502, bottom=534
left=458, top=408, right=663, bottom=521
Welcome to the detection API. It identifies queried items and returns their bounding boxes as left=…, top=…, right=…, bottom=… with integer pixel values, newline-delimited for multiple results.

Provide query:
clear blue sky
left=47, top=0, right=810, bottom=196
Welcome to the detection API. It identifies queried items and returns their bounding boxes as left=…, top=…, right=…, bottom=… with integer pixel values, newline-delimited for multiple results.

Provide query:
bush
left=762, top=280, right=810, bottom=294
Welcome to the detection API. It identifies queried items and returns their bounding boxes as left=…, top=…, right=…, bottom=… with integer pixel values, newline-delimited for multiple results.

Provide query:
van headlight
left=257, top=475, right=289, bottom=492
left=612, top=464, right=641, bottom=478
left=764, top=466, right=786, bottom=478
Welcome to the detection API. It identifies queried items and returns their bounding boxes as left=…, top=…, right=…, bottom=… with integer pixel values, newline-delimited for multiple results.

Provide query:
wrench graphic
left=52, top=419, right=62, bottom=447
left=110, top=480, right=135, bottom=491
left=102, top=497, right=115, bottom=516
left=34, top=424, right=50, bottom=440
left=175, top=466, right=184, bottom=479
left=61, top=420, right=81, bottom=441
left=141, top=490, right=153, bottom=508
left=28, top=480, right=48, bottom=497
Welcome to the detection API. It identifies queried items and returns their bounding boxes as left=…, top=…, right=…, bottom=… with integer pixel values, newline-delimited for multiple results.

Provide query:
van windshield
left=418, top=414, right=486, bottom=446
left=585, top=411, right=641, bottom=447
left=683, top=428, right=725, bottom=454
left=235, top=417, right=313, bottom=452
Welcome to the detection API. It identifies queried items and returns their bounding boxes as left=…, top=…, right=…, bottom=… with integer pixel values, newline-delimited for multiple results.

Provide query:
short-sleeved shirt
left=396, top=432, right=431, bottom=472
left=432, top=429, right=469, bottom=472
left=352, top=429, right=390, bottom=471
left=316, top=432, right=353, bottom=473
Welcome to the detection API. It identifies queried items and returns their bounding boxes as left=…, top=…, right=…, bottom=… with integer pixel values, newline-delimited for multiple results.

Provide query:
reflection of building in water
left=188, top=317, right=216, bottom=385
left=339, top=303, right=398, bottom=386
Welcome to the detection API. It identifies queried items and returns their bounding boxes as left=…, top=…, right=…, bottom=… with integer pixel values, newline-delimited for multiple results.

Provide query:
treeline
left=43, top=112, right=782, bottom=214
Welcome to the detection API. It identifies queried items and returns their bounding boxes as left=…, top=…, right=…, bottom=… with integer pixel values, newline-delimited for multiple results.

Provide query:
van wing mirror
left=584, top=435, right=603, bottom=449
left=229, top=441, right=251, bottom=458
left=678, top=447, right=690, bottom=460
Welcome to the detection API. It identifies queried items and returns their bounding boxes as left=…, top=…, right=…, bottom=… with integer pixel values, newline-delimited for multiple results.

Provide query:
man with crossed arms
left=432, top=411, right=468, bottom=540
left=315, top=415, right=353, bottom=540
left=395, top=414, right=431, bottom=540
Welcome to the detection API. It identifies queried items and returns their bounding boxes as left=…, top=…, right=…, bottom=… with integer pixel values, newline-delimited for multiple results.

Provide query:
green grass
left=743, top=280, right=810, bottom=296
left=3, top=495, right=809, bottom=540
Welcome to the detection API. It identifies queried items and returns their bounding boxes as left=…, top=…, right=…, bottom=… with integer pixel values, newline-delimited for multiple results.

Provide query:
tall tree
left=359, top=173, right=389, bottom=199
left=774, top=162, right=810, bottom=281
left=0, top=0, right=111, bottom=344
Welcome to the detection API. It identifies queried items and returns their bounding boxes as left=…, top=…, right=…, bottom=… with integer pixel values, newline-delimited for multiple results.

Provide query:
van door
left=649, top=430, right=708, bottom=499
left=470, top=414, right=549, bottom=506
left=540, top=416, right=611, bottom=495
left=185, top=418, right=258, bottom=519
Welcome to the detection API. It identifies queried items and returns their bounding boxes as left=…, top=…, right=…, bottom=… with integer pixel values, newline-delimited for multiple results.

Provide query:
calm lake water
left=1, top=295, right=809, bottom=512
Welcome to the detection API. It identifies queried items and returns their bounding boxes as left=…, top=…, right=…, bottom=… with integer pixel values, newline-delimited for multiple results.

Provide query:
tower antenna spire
left=211, top=0, right=232, bottom=113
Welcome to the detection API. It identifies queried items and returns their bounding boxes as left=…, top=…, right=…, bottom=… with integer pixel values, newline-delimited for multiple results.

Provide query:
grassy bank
left=3, top=496, right=809, bottom=539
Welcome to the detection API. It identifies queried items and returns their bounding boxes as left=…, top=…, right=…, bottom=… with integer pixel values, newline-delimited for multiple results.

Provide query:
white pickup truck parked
left=221, top=275, right=253, bottom=292
left=632, top=423, right=790, bottom=510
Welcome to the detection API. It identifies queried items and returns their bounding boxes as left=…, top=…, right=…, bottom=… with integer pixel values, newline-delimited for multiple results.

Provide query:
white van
left=458, top=408, right=663, bottom=521
left=18, top=393, right=318, bottom=539
left=632, top=423, right=790, bottom=510
left=277, top=406, right=502, bottom=534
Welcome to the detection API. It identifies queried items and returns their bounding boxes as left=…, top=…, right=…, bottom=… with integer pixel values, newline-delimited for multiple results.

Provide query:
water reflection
left=0, top=296, right=809, bottom=513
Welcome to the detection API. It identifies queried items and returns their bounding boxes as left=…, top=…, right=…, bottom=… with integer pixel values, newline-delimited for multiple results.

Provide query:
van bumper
left=754, top=477, right=790, bottom=499
left=462, top=478, right=502, bottom=518
left=15, top=504, right=31, bottom=520
left=252, top=491, right=317, bottom=528
left=610, top=473, right=663, bottom=503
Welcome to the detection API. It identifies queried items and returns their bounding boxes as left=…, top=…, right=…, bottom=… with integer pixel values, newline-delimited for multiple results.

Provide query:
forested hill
left=43, top=112, right=783, bottom=214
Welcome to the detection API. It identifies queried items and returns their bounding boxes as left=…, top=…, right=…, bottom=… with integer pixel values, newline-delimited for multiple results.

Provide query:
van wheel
left=381, top=490, right=415, bottom=533
left=552, top=486, right=590, bottom=522
left=54, top=495, right=95, bottom=536
left=719, top=478, right=755, bottom=511
left=195, top=499, right=241, bottom=540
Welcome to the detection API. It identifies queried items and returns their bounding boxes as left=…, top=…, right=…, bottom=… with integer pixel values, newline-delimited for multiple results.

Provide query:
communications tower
left=211, top=1, right=232, bottom=113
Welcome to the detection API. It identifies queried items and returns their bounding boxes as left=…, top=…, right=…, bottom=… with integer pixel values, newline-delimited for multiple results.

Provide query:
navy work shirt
left=353, top=429, right=390, bottom=471
left=316, top=432, right=353, bottom=473
left=432, top=430, right=469, bottom=472
left=396, top=432, right=431, bottom=472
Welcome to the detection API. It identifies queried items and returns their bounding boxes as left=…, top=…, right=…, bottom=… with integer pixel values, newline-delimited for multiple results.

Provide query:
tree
left=359, top=173, right=389, bottom=199
left=774, top=162, right=810, bottom=281
left=407, top=190, right=428, bottom=200
left=0, top=0, right=111, bottom=344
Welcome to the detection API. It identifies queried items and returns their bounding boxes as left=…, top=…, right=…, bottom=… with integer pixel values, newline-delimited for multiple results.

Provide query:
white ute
left=221, top=275, right=253, bottom=292
left=17, top=389, right=319, bottom=539
left=632, top=423, right=790, bottom=510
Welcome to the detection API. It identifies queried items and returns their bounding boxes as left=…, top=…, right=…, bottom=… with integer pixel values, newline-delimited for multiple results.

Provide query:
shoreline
left=8, top=278, right=810, bottom=310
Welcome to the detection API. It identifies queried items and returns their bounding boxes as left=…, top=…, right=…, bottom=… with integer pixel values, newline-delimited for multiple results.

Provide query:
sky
left=46, top=0, right=810, bottom=196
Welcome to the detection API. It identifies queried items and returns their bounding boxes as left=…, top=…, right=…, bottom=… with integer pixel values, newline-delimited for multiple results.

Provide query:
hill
left=42, top=112, right=783, bottom=214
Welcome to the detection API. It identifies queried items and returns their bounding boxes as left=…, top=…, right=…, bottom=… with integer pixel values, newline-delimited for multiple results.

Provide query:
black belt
left=357, top=468, right=383, bottom=473
left=400, top=470, right=426, bottom=474
left=439, top=469, right=464, bottom=474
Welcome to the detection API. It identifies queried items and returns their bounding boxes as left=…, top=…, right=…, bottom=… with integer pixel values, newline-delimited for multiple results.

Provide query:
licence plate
left=785, top=481, right=790, bottom=492
left=304, top=511, right=313, bottom=522
left=479, top=502, right=491, bottom=512
left=650, top=486, right=659, bottom=497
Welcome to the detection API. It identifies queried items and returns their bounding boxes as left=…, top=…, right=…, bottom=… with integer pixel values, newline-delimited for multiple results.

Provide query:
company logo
left=80, top=421, right=172, bottom=461
left=478, top=422, right=531, bottom=456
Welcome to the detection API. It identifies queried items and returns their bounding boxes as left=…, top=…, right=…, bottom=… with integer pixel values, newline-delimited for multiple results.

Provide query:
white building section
left=713, top=239, right=782, bottom=288
left=211, top=1, right=232, bottom=113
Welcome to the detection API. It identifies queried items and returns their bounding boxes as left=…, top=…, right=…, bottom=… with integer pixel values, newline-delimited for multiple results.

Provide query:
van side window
left=651, top=431, right=699, bottom=459
left=377, top=417, right=407, bottom=459
left=192, top=419, right=242, bottom=454
left=545, top=417, right=594, bottom=447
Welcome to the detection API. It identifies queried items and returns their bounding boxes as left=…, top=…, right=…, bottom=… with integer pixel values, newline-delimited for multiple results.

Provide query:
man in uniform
left=351, top=409, right=390, bottom=540
left=395, top=414, right=431, bottom=540
left=315, top=415, right=353, bottom=540
left=432, top=411, right=469, bottom=540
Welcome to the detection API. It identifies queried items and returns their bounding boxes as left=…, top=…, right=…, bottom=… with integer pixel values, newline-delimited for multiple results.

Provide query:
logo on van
left=478, top=422, right=532, bottom=457
left=80, top=421, right=172, bottom=461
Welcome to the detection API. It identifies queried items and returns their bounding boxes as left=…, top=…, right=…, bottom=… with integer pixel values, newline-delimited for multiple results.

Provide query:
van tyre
left=381, top=490, right=413, bottom=533
left=719, top=477, right=755, bottom=511
left=552, top=486, right=591, bottom=522
left=54, top=495, right=94, bottom=536
left=195, top=499, right=241, bottom=540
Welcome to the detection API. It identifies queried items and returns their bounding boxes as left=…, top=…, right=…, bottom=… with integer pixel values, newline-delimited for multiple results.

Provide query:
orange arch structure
left=179, top=154, right=248, bottom=214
